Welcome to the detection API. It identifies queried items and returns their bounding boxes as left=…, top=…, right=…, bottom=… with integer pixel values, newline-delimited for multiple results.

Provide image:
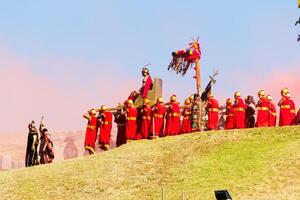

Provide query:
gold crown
left=234, top=91, right=241, bottom=97
left=157, top=97, right=163, bottom=103
left=267, top=95, right=272, bottom=101
left=258, top=90, right=265, bottom=96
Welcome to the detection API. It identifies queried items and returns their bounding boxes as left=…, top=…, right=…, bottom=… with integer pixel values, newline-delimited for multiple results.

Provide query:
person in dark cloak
left=25, top=121, right=39, bottom=167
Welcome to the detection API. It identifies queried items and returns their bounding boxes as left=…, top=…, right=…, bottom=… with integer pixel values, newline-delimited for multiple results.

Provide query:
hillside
left=0, top=126, right=299, bottom=200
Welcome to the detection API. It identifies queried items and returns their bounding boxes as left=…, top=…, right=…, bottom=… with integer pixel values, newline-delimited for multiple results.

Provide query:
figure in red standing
left=278, top=88, right=291, bottom=126
left=152, top=97, right=166, bottom=137
left=206, top=93, right=219, bottom=130
left=233, top=91, right=246, bottom=129
left=296, top=109, right=300, bottom=125
left=140, top=67, right=153, bottom=99
left=125, top=99, right=138, bottom=140
left=181, top=99, right=192, bottom=134
left=287, top=92, right=296, bottom=125
left=225, top=98, right=235, bottom=130
left=98, top=105, right=112, bottom=151
left=139, top=98, right=152, bottom=139
left=115, top=104, right=127, bottom=147
left=256, top=90, right=270, bottom=127
left=165, top=95, right=181, bottom=136
left=267, top=95, right=277, bottom=127
left=83, top=109, right=98, bottom=154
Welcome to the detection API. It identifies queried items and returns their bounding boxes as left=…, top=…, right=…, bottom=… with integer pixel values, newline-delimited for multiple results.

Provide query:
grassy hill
left=0, top=126, right=299, bottom=200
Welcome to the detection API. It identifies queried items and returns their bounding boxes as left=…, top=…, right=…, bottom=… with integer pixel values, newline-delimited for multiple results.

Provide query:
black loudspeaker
left=215, top=190, right=232, bottom=200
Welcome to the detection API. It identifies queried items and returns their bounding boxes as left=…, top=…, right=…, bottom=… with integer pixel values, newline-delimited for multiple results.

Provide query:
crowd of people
left=83, top=86, right=300, bottom=155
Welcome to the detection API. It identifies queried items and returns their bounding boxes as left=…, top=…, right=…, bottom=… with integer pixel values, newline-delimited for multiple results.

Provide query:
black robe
left=25, top=131, right=39, bottom=167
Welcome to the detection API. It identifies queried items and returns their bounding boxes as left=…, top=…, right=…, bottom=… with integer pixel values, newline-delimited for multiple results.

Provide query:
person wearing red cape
left=165, top=95, right=181, bottom=136
left=181, top=98, right=192, bottom=134
left=233, top=91, right=246, bottom=129
left=225, top=98, right=235, bottom=130
left=83, top=109, right=98, bottom=154
left=267, top=95, right=277, bottom=127
left=278, top=88, right=291, bottom=126
left=287, top=92, right=296, bottom=125
left=125, top=99, right=138, bottom=140
left=138, top=98, right=152, bottom=139
left=206, top=93, right=219, bottom=130
left=256, top=90, right=270, bottom=127
left=152, top=97, right=166, bottom=137
left=140, top=67, right=153, bottom=99
left=98, top=105, right=112, bottom=151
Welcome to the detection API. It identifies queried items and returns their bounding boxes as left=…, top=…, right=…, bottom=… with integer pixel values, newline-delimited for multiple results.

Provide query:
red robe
left=165, top=102, right=181, bottom=136
left=140, top=105, right=152, bottom=139
left=268, top=102, right=277, bottom=127
left=225, top=105, right=235, bottom=130
left=84, top=115, right=98, bottom=153
left=152, top=103, right=166, bottom=137
left=279, top=97, right=291, bottom=126
left=99, top=111, right=112, bottom=145
left=140, top=75, right=153, bottom=98
left=256, top=97, right=270, bottom=127
left=126, top=106, right=137, bottom=140
left=181, top=105, right=192, bottom=134
left=233, top=97, right=246, bottom=129
left=289, top=98, right=296, bottom=125
left=206, top=97, right=219, bottom=130
left=115, top=112, right=126, bottom=147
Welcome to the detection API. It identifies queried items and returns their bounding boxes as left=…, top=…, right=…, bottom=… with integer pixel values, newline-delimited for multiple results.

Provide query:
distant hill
left=0, top=126, right=299, bottom=199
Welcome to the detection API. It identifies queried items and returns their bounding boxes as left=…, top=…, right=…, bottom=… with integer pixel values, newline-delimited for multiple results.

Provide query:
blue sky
left=0, top=1, right=299, bottom=132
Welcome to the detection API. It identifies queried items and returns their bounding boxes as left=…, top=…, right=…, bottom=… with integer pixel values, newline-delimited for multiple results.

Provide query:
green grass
left=0, top=126, right=299, bottom=200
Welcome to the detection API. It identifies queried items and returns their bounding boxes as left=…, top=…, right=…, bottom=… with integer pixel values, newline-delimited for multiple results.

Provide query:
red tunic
left=126, top=106, right=138, bottom=140
left=279, top=97, right=291, bottom=126
left=289, top=98, right=296, bottom=125
left=84, top=115, right=97, bottom=152
left=152, top=103, right=166, bottom=137
left=225, top=105, right=235, bottom=130
left=268, top=102, right=277, bottom=127
left=206, top=97, right=219, bottom=130
left=165, top=102, right=181, bottom=136
left=233, top=97, right=246, bottom=129
left=99, top=111, right=112, bottom=145
left=140, top=105, right=152, bottom=139
left=181, top=105, right=192, bottom=134
left=115, top=112, right=126, bottom=147
left=256, top=97, right=270, bottom=127
left=140, top=75, right=153, bottom=98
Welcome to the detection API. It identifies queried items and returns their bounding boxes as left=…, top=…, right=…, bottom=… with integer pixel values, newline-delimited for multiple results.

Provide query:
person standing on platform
left=139, top=67, right=153, bottom=99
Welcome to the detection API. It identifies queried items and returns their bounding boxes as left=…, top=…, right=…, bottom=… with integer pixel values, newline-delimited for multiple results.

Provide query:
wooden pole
left=195, top=59, right=203, bottom=131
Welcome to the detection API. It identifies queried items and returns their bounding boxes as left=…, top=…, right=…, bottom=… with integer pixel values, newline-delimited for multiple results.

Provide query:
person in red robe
left=98, top=105, right=112, bottom=151
left=125, top=99, right=138, bottom=140
left=225, top=98, right=235, bottom=130
left=287, top=92, right=296, bottom=125
left=256, top=90, right=270, bottom=127
left=165, top=95, right=181, bottom=136
left=181, top=99, right=192, bottom=134
left=206, top=93, right=219, bottom=130
left=139, top=98, right=152, bottom=139
left=140, top=67, right=153, bottom=99
left=114, top=104, right=127, bottom=147
left=267, top=95, right=277, bottom=127
left=278, top=88, right=291, bottom=126
left=233, top=91, right=246, bottom=129
left=83, top=109, right=98, bottom=154
left=151, top=97, right=166, bottom=137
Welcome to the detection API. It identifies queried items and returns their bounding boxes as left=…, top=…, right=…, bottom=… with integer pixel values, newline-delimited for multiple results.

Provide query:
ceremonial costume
left=206, top=95, right=219, bottom=130
left=140, top=99, right=152, bottom=139
left=140, top=68, right=153, bottom=99
left=98, top=106, right=112, bottom=151
left=256, top=91, right=269, bottom=127
left=115, top=108, right=127, bottom=147
left=39, top=124, right=55, bottom=164
left=267, top=95, right=277, bottom=127
left=278, top=89, right=291, bottom=126
left=152, top=98, right=166, bottom=137
left=125, top=100, right=138, bottom=140
left=83, top=110, right=98, bottom=154
left=225, top=99, right=235, bottom=130
left=165, top=95, right=180, bottom=135
left=233, top=92, right=246, bottom=129
left=289, top=96, right=296, bottom=125
left=25, top=122, right=39, bottom=167
left=181, top=99, right=192, bottom=133
left=296, top=109, right=300, bottom=125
